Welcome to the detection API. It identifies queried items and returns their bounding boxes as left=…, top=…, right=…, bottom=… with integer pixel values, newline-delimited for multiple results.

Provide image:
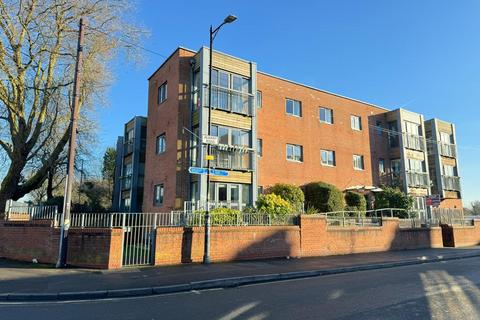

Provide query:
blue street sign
left=188, top=167, right=229, bottom=177
left=209, top=169, right=229, bottom=177
left=188, top=167, right=209, bottom=175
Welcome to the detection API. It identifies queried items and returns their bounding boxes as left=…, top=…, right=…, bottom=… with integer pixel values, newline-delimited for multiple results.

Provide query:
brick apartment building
left=139, top=46, right=462, bottom=215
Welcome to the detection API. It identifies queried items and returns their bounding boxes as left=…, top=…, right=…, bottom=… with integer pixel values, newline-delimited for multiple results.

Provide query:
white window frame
left=378, top=158, right=385, bottom=174
left=156, top=134, right=166, bottom=154
left=158, top=82, right=167, bottom=104
left=320, top=150, right=335, bottom=166
left=285, top=99, right=302, bottom=117
left=353, top=154, right=365, bottom=170
left=257, top=138, right=263, bottom=157
left=286, top=144, right=303, bottom=162
left=319, top=107, right=333, bottom=124
left=351, top=115, right=362, bottom=131
left=256, top=90, right=262, bottom=108
left=153, top=184, right=164, bottom=206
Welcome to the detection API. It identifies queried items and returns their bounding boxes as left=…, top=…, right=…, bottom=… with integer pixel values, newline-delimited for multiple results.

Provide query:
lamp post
left=204, top=14, right=237, bottom=264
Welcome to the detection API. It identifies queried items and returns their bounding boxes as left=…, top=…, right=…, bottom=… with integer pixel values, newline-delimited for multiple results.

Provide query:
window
left=286, top=144, right=303, bottom=162
left=319, top=107, right=333, bottom=124
left=208, top=182, right=252, bottom=208
left=353, top=154, right=364, bottom=170
left=125, top=129, right=134, bottom=143
left=211, top=125, right=250, bottom=147
left=388, top=121, right=399, bottom=147
left=256, top=90, right=262, bottom=108
left=405, top=121, right=421, bottom=135
left=442, top=165, right=456, bottom=176
left=407, top=158, right=425, bottom=173
left=391, top=159, right=401, bottom=175
left=257, top=138, right=263, bottom=157
left=440, top=132, right=452, bottom=144
left=351, top=115, right=362, bottom=130
left=379, top=158, right=385, bottom=174
left=156, top=134, right=166, bottom=154
left=158, top=82, right=167, bottom=104
left=153, top=184, right=164, bottom=206
left=376, top=121, right=383, bottom=136
left=321, top=150, right=335, bottom=166
left=286, top=99, right=302, bottom=117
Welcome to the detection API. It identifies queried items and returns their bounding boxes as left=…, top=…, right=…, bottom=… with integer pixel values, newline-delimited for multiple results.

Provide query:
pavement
left=0, top=246, right=480, bottom=301
left=1, top=256, right=480, bottom=319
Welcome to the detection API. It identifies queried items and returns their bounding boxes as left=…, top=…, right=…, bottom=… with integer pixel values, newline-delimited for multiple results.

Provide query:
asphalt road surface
left=1, top=256, right=480, bottom=320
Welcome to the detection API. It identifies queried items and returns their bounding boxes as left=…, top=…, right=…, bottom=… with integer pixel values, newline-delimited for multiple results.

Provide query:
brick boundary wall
left=450, top=219, right=480, bottom=247
left=0, top=221, right=123, bottom=269
left=300, top=216, right=443, bottom=257
left=0, top=220, right=60, bottom=264
left=155, top=226, right=301, bottom=265
left=67, top=228, right=123, bottom=269
left=0, top=216, right=477, bottom=269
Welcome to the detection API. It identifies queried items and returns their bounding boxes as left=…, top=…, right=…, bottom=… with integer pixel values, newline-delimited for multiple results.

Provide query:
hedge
left=345, top=191, right=367, bottom=212
left=266, top=183, right=304, bottom=212
left=303, top=181, right=344, bottom=213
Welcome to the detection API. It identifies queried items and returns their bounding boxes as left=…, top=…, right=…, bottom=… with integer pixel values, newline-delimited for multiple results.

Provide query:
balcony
left=123, top=140, right=134, bottom=155
left=403, top=133, right=425, bottom=151
left=206, top=146, right=254, bottom=171
left=439, top=142, right=456, bottom=158
left=205, top=86, right=254, bottom=116
left=442, top=175, right=461, bottom=191
left=121, top=175, right=132, bottom=190
left=406, top=171, right=429, bottom=188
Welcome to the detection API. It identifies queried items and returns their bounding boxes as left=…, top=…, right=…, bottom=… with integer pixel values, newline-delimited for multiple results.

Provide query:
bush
left=266, top=183, right=304, bottom=212
left=303, top=181, right=344, bottom=213
left=345, top=191, right=367, bottom=212
left=304, top=206, right=319, bottom=215
left=256, top=194, right=292, bottom=217
left=374, top=186, right=413, bottom=218
left=209, top=207, right=242, bottom=225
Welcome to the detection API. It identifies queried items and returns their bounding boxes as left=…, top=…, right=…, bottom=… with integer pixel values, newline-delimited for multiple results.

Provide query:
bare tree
left=0, top=0, right=145, bottom=209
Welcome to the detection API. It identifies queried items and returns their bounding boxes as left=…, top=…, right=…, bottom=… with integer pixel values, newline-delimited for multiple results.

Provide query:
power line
left=84, top=25, right=168, bottom=58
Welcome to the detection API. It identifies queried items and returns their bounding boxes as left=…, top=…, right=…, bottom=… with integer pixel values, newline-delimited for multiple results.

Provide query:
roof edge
left=257, top=70, right=390, bottom=112
left=147, top=46, right=197, bottom=80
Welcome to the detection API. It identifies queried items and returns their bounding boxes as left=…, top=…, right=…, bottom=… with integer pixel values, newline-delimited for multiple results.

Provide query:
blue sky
left=99, top=0, right=480, bottom=206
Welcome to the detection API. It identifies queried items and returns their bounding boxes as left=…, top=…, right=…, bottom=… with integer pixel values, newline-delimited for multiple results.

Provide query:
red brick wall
left=300, top=216, right=443, bottom=256
left=143, top=48, right=195, bottom=212
left=155, top=226, right=301, bottom=265
left=439, top=198, right=463, bottom=209
left=256, top=73, right=387, bottom=190
left=67, top=228, right=123, bottom=269
left=451, top=219, right=480, bottom=247
left=0, top=220, right=59, bottom=264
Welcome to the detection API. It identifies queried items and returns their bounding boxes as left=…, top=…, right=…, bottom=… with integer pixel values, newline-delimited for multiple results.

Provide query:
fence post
left=390, top=209, right=393, bottom=218
left=343, top=212, right=346, bottom=227
left=81, top=213, right=85, bottom=229
left=109, top=213, right=114, bottom=229
left=5, top=199, right=11, bottom=221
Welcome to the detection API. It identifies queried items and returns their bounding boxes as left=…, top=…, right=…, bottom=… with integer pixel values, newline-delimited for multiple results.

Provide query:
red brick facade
left=257, top=73, right=387, bottom=190
left=143, top=48, right=195, bottom=212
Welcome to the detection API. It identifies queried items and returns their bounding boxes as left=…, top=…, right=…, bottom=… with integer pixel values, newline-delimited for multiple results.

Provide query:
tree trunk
left=47, top=168, right=54, bottom=200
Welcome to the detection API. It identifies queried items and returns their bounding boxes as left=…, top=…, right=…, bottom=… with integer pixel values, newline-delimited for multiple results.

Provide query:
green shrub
left=303, top=181, right=344, bottom=213
left=304, top=206, right=319, bottom=215
left=209, top=207, right=242, bottom=225
left=256, top=194, right=292, bottom=216
left=345, top=191, right=367, bottom=212
left=266, top=183, right=304, bottom=212
left=374, top=186, right=413, bottom=218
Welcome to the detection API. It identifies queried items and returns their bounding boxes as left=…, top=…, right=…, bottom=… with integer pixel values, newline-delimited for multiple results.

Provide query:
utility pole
left=57, top=18, right=85, bottom=268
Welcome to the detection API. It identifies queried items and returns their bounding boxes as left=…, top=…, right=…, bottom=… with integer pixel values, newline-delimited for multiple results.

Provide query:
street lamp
left=204, top=14, right=237, bottom=264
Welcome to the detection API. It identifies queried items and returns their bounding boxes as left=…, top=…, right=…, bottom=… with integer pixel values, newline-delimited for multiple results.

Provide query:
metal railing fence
left=4, top=200, right=58, bottom=222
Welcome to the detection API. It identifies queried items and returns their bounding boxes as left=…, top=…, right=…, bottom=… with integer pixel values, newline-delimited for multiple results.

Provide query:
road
left=1, top=257, right=480, bottom=320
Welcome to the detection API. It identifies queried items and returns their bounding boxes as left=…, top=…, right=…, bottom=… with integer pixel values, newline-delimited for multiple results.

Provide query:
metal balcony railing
left=207, top=146, right=254, bottom=171
left=406, top=171, right=429, bottom=188
left=442, top=175, right=461, bottom=191
left=205, top=86, right=254, bottom=116
left=403, top=133, right=425, bottom=151
left=439, top=142, right=456, bottom=158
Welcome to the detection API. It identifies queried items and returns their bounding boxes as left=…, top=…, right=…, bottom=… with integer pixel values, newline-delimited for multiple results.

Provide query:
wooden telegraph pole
left=57, top=18, right=85, bottom=268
